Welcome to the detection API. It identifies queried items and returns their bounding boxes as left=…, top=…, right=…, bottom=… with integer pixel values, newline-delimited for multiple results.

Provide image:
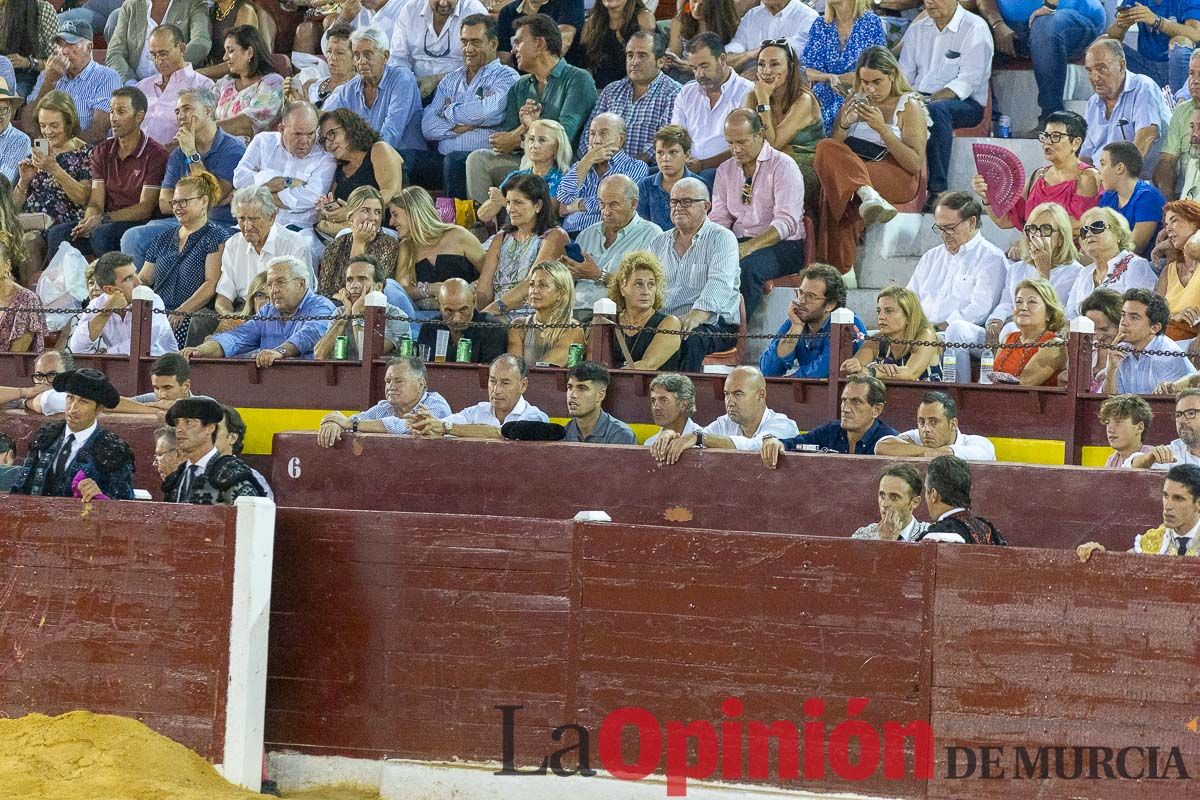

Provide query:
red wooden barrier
left=269, top=434, right=1150, bottom=552
left=0, top=497, right=237, bottom=761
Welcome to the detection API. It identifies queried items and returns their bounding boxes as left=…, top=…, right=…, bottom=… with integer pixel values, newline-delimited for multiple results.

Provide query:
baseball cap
left=55, top=19, right=93, bottom=45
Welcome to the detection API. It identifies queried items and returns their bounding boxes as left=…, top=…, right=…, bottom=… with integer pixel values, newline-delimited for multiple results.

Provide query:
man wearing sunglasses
left=0, top=350, right=65, bottom=414
left=1129, top=389, right=1200, bottom=469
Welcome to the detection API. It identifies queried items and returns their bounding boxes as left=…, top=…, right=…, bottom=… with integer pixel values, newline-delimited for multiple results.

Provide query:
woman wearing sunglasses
left=983, top=202, right=1084, bottom=350
left=972, top=110, right=1098, bottom=246
left=743, top=39, right=822, bottom=201
left=1065, top=207, right=1155, bottom=319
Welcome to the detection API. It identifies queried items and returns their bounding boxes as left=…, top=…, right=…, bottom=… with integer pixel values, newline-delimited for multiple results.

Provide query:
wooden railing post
left=129, top=286, right=155, bottom=396
left=1064, top=317, right=1095, bottom=466
left=588, top=298, right=616, bottom=368
left=827, top=308, right=854, bottom=421
left=359, top=291, right=387, bottom=411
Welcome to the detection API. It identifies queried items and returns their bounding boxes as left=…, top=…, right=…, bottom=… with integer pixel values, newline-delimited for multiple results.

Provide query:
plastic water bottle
left=979, top=350, right=995, bottom=384
left=942, top=351, right=957, bottom=383
left=997, top=115, right=1011, bottom=139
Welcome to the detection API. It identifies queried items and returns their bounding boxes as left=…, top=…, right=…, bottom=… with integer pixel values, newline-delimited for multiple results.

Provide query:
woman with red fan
left=972, top=111, right=1099, bottom=250
left=811, top=46, right=929, bottom=273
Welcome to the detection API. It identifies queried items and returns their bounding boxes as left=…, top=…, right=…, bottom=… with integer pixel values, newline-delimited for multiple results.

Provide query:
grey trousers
left=464, top=150, right=522, bottom=205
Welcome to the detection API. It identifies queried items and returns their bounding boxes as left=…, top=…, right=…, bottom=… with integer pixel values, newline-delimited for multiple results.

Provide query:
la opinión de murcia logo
left=495, top=701, right=1193, bottom=796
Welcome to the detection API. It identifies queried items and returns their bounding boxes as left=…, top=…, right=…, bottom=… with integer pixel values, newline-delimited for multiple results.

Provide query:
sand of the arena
left=0, top=711, right=380, bottom=800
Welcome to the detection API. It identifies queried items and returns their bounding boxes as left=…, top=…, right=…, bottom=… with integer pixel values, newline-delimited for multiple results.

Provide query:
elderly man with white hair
left=649, top=176, right=742, bottom=372
left=556, top=112, right=650, bottom=233
left=181, top=256, right=336, bottom=366
left=215, top=185, right=314, bottom=317
left=569, top=173, right=662, bottom=318
left=323, top=25, right=425, bottom=152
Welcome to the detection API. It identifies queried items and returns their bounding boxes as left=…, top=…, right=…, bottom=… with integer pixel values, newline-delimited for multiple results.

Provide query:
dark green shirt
left=502, top=57, right=597, bottom=146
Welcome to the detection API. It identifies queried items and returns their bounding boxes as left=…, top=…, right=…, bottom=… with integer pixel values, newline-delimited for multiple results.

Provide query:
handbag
left=844, top=136, right=888, bottom=162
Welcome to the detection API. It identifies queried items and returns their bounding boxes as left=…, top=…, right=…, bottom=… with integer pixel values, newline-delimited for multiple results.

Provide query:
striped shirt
left=29, top=60, right=122, bottom=131
left=555, top=149, right=648, bottom=233
left=421, top=59, right=519, bottom=155
left=650, top=220, right=742, bottom=325
left=580, top=72, right=682, bottom=160
left=352, top=391, right=452, bottom=436
left=0, top=123, right=31, bottom=186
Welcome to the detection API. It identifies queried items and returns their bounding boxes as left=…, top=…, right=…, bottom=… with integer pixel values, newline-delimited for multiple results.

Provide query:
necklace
left=214, top=0, right=238, bottom=21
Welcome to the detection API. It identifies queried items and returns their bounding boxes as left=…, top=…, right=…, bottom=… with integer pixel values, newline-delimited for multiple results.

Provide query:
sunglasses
left=758, top=38, right=794, bottom=59
left=1078, top=220, right=1110, bottom=239
left=741, top=174, right=753, bottom=205
left=31, top=371, right=60, bottom=383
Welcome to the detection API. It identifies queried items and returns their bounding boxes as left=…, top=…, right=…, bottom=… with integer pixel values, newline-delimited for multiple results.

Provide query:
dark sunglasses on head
left=758, top=38, right=794, bottom=59
left=741, top=174, right=753, bottom=205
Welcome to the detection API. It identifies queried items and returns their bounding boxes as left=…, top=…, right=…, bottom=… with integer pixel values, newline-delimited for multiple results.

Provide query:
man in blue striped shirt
left=556, top=113, right=648, bottom=232
left=25, top=20, right=122, bottom=143
left=419, top=14, right=518, bottom=198
left=0, top=79, right=30, bottom=186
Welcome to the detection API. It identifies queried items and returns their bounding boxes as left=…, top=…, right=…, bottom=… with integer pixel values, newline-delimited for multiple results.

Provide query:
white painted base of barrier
left=267, top=752, right=903, bottom=800
left=218, top=497, right=277, bottom=791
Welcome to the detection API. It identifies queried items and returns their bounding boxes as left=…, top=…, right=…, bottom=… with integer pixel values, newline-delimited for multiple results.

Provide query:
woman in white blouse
left=1065, top=206, right=1157, bottom=319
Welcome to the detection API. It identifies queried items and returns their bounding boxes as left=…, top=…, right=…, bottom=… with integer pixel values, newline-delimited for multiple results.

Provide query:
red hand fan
left=972, top=143, right=1026, bottom=219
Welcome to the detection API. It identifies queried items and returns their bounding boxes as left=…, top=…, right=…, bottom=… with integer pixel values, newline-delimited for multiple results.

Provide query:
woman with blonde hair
left=391, top=186, right=484, bottom=311
left=608, top=250, right=681, bottom=370
left=14, top=90, right=93, bottom=276
left=477, top=119, right=572, bottom=225
left=985, top=202, right=1084, bottom=348
left=812, top=46, right=930, bottom=272
left=841, top=285, right=942, bottom=381
left=140, top=170, right=231, bottom=347
left=508, top=260, right=586, bottom=367
left=802, top=0, right=885, bottom=134
left=0, top=176, right=30, bottom=285
left=317, top=186, right=397, bottom=298
left=1065, top=206, right=1155, bottom=318
left=991, top=278, right=1066, bottom=386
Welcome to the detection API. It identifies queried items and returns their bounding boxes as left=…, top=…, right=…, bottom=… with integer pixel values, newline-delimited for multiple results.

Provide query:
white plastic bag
left=36, top=241, right=90, bottom=331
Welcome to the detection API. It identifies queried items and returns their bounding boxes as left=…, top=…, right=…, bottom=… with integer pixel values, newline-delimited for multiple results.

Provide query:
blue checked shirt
left=0, top=123, right=31, bottom=186
left=580, top=73, right=682, bottom=160
left=421, top=59, right=519, bottom=155
left=29, top=60, right=123, bottom=131
left=352, top=391, right=452, bottom=435
left=556, top=149, right=649, bottom=232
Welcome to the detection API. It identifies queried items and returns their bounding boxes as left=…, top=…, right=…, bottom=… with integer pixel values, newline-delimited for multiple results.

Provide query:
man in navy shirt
left=759, top=264, right=867, bottom=378
left=1098, top=140, right=1166, bottom=255
left=1106, top=0, right=1200, bottom=93
left=759, top=375, right=897, bottom=466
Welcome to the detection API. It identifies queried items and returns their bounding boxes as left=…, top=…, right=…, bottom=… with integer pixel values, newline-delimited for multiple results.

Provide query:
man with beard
left=313, top=255, right=409, bottom=360
left=1130, top=389, right=1200, bottom=469
left=318, top=356, right=451, bottom=445
left=643, top=373, right=699, bottom=447
left=669, top=32, right=752, bottom=187
left=759, top=375, right=896, bottom=466
left=760, top=263, right=866, bottom=378
left=417, top=278, right=508, bottom=364
left=852, top=464, right=931, bottom=542
left=163, top=396, right=267, bottom=504
left=10, top=369, right=135, bottom=500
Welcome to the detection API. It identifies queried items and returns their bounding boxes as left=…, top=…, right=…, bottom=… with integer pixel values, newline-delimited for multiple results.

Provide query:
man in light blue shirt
left=419, top=13, right=518, bottom=199
left=1105, top=288, right=1195, bottom=394
left=181, top=257, right=336, bottom=363
left=0, top=78, right=30, bottom=185
left=1081, top=39, right=1171, bottom=178
left=323, top=26, right=424, bottom=152
left=317, top=356, right=451, bottom=444
left=25, top=20, right=122, bottom=143
left=571, top=174, right=662, bottom=317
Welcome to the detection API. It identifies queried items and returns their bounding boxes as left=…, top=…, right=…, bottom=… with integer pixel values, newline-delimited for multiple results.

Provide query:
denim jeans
left=1124, top=41, right=1196, bottom=95
left=1012, top=9, right=1103, bottom=122
left=119, top=218, right=180, bottom=268
left=926, top=97, right=983, bottom=194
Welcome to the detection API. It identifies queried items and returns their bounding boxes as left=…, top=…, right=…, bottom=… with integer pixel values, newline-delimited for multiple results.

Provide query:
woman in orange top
left=1154, top=199, right=1200, bottom=341
left=992, top=278, right=1065, bottom=386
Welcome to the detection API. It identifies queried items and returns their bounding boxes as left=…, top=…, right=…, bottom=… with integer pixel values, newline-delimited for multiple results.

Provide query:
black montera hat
left=51, top=368, right=120, bottom=409
left=501, top=421, right=566, bottom=441
left=165, top=395, right=225, bottom=426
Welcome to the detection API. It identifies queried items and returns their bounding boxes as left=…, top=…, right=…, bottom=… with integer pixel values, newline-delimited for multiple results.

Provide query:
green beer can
left=333, top=335, right=348, bottom=360
left=567, top=343, right=585, bottom=367
left=456, top=338, right=472, bottom=363
left=399, top=335, right=415, bottom=358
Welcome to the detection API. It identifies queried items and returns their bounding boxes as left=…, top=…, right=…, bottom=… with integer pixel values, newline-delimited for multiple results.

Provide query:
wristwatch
left=694, top=431, right=706, bottom=449
left=443, top=420, right=455, bottom=436
left=188, top=151, right=202, bottom=164
left=350, top=419, right=359, bottom=433
left=756, top=103, right=771, bottom=113
left=274, top=345, right=289, bottom=356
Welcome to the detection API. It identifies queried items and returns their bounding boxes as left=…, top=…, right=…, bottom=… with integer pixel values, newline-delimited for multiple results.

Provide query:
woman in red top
left=992, top=278, right=1066, bottom=386
left=972, top=111, right=1099, bottom=248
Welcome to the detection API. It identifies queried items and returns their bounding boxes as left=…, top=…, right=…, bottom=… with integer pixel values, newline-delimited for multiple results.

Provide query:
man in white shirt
left=569, top=174, right=662, bottom=318
left=1130, top=389, right=1200, bottom=469
left=643, top=372, right=700, bottom=447
left=70, top=252, right=180, bottom=356
left=725, top=0, right=818, bottom=73
left=318, top=0, right=407, bottom=55
left=650, top=366, right=798, bottom=463
left=232, top=101, right=335, bottom=233
left=874, top=391, right=997, bottom=461
left=216, top=185, right=314, bottom=316
left=897, top=0, right=993, bottom=203
left=389, top=0, right=490, bottom=98
left=852, top=464, right=931, bottom=542
left=1078, top=464, right=1200, bottom=561
left=670, top=32, right=752, bottom=187
left=907, top=191, right=1006, bottom=383
left=409, top=354, right=548, bottom=439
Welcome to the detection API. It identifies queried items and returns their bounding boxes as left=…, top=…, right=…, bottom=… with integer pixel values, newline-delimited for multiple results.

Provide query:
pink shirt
left=137, top=65, right=216, bottom=146
left=709, top=142, right=806, bottom=242
left=1005, top=161, right=1099, bottom=228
